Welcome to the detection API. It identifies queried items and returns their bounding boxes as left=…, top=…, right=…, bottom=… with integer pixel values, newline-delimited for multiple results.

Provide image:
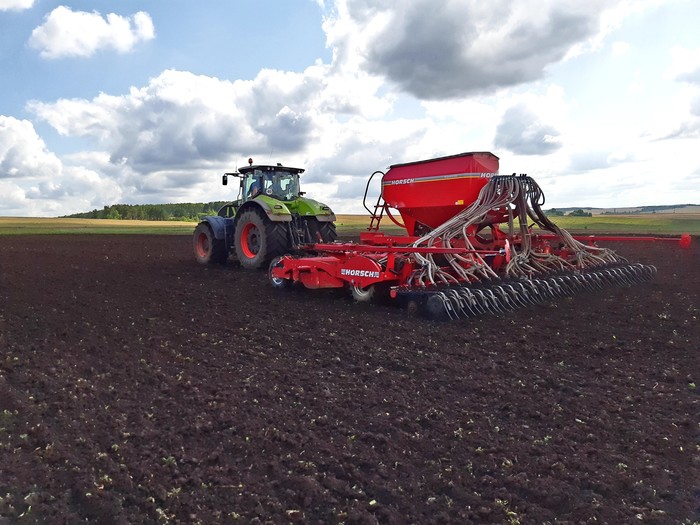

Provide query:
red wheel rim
left=196, top=232, right=210, bottom=258
left=240, top=222, right=259, bottom=258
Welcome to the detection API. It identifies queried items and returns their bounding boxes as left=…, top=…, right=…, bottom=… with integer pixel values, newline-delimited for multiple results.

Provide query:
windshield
left=243, top=169, right=300, bottom=201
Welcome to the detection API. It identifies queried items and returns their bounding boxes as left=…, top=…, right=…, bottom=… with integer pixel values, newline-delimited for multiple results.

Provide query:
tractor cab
left=222, top=163, right=304, bottom=203
left=238, top=165, right=304, bottom=202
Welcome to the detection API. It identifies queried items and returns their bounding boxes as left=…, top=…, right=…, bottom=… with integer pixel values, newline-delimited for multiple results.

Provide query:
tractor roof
left=239, top=164, right=305, bottom=175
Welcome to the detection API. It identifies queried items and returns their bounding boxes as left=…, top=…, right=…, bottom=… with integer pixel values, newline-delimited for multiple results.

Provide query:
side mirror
left=222, top=174, right=228, bottom=186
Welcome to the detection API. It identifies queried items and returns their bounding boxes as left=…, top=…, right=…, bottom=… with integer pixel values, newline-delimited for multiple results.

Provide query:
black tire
left=193, top=223, right=227, bottom=265
left=318, top=221, right=338, bottom=243
left=268, top=256, right=292, bottom=289
left=350, top=283, right=376, bottom=302
left=305, top=218, right=338, bottom=243
left=234, top=209, right=289, bottom=270
left=350, top=282, right=390, bottom=304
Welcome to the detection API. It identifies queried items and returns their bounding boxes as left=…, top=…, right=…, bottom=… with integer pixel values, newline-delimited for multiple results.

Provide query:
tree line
left=63, top=202, right=229, bottom=222
left=546, top=208, right=593, bottom=217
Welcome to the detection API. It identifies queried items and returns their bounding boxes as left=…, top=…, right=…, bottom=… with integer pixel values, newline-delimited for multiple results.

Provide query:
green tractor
left=193, top=159, right=337, bottom=269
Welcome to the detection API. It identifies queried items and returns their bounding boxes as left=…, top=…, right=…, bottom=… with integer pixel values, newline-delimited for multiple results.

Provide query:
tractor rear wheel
left=319, top=221, right=338, bottom=243
left=193, top=223, right=227, bottom=265
left=305, top=218, right=338, bottom=243
left=234, top=209, right=288, bottom=270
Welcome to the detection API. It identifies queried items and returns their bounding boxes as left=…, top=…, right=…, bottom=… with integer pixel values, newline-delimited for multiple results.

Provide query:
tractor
left=193, top=159, right=337, bottom=269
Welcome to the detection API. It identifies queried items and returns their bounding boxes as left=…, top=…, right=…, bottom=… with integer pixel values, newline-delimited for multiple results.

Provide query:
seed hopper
left=269, top=152, right=691, bottom=319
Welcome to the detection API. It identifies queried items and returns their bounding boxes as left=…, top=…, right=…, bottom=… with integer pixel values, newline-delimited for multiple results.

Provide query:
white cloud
left=322, top=0, right=632, bottom=100
left=26, top=66, right=400, bottom=210
left=667, top=46, right=700, bottom=84
left=494, top=105, right=562, bottom=155
left=611, top=41, right=630, bottom=57
left=28, top=65, right=397, bottom=174
left=0, top=116, right=126, bottom=216
left=661, top=46, right=700, bottom=139
left=29, top=6, right=155, bottom=59
left=0, top=0, right=33, bottom=11
left=0, top=115, right=61, bottom=179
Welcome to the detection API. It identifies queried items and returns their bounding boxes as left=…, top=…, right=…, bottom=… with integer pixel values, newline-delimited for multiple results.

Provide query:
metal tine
left=476, top=288, right=501, bottom=315
left=609, top=266, right=630, bottom=286
left=513, top=282, right=537, bottom=306
left=631, top=264, right=648, bottom=281
left=624, top=265, right=644, bottom=284
left=554, top=276, right=575, bottom=296
left=503, top=283, right=530, bottom=308
left=437, top=292, right=459, bottom=320
left=445, top=289, right=471, bottom=319
left=483, top=287, right=507, bottom=314
left=592, top=270, right=609, bottom=289
left=446, top=291, right=463, bottom=320
left=584, top=271, right=604, bottom=291
left=531, top=279, right=551, bottom=300
left=599, top=269, right=619, bottom=287
left=521, top=280, right=544, bottom=304
left=469, top=289, right=490, bottom=315
left=573, top=273, right=591, bottom=291
left=572, top=273, right=590, bottom=292
left=457, top=288, right=480, bottom=317
left=501, top=284, right=522, bottom=310
left=492, top=285, right=516, bottom=311
left=441, top=290, right=460, bottom=319
left=619, top=266, right=638, bottom=285
left=539, top=278, right=556, bottom=297
left=546, top=276, right=563, bottom=296
left=637, top=263, right=656, bottom=281
left=478, top=288, right=497, bottom=315
left=556, top=275, right=574, bottom=294
left=570, top=274, right=588, bottom=293
left=613, top=267, right=634, bottom=287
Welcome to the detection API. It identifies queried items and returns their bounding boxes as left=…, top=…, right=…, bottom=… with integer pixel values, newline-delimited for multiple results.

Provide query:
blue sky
left=1, top=0, right=699, bottom=216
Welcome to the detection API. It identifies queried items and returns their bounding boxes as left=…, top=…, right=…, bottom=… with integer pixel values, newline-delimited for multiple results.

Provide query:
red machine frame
left=269, top=152, right=691, bottom=309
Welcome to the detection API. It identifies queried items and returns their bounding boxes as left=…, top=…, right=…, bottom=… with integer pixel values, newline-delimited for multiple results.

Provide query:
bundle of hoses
left=400, top=175, right=657, bottom=319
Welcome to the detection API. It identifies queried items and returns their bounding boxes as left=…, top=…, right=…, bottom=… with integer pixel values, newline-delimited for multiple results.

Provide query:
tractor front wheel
left=234, top=209, right=288, bottom=270
left=193, top=223, right=227, bottom=265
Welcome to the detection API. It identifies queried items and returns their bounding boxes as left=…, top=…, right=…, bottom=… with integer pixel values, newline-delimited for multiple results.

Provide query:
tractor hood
left=252, top=195, right=336, bottom=222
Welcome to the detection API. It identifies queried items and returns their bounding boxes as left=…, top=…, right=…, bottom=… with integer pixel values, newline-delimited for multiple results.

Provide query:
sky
left=1, top=0, right=700, bottom=217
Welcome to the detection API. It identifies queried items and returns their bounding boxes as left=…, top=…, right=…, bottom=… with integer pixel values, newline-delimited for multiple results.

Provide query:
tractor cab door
left=243, top=173, right=264, bottom=200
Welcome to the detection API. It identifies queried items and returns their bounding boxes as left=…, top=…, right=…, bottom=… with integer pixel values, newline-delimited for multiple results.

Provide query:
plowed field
left=1, top=234, right=698, bottom=524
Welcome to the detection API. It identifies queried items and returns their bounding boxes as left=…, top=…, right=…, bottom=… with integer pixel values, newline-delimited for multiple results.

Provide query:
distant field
left=535, top=214, right=700, bottom=235
left=0, top=213, right=697, bottom=236
left=0, top=217, right=196, bottom=235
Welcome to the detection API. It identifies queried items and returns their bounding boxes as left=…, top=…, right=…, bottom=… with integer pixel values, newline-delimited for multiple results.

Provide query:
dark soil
left=1, top=234, right=698, bottom=524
